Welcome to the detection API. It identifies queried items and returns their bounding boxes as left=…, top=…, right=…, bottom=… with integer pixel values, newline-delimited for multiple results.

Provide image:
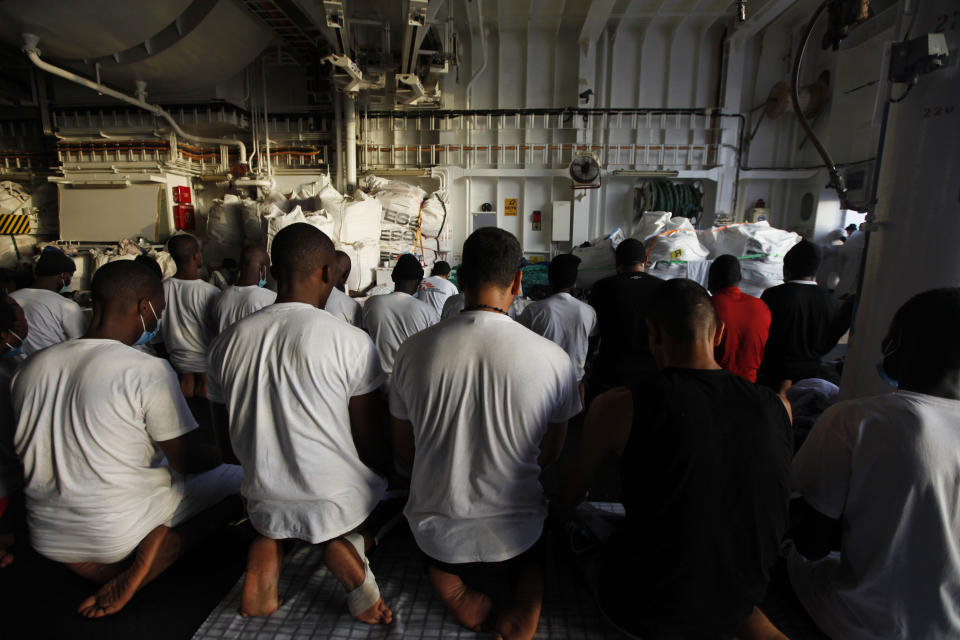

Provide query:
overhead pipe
left=344, top=94, right=357, bottom=193
left=464, top=0, right=487, bottom=109
left=22, top=33, right=247, bottom=165
left=334, top=89, right=344, bottom=191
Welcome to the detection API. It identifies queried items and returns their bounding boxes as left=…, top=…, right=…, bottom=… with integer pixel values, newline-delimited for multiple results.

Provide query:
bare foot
left=428, top=565, right=493, bottom=631
left=240, top=536, right=284, bottom=617
left=738, top=606, right=790, bottom=640
left=76, top=526, right=170, bottom=618
left=355, top=596, right=393, bottom=625
left=492, top=562, right=542, bottom=640
left=323, top=535, right=393, bottom=625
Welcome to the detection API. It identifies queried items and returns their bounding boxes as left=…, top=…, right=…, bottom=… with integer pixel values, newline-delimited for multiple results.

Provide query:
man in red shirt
left=708, top=255, right=771, bottom=382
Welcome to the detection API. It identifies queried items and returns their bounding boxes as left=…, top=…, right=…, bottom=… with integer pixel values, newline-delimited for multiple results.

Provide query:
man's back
left=214, top=285, right=277, bottom=334
left=791, top=391, right=960, bottom=640
left=162, top=277, right=220, bottom=372
left=207, top=302, right=386, bottom=543
left=9, top=288, right=87, bottom=355
left=391, top=311, right=580, bottom=563
left=417, top=276, right=458, bottom=315
left=760, top=282, right=839, bottom=383
left=609, top=368, right=792, bottom=634
left=712, top=286, right=771, bottom=382
left=519, top=293, right=597, bottom=380
left=12, top=339, right=196, bottom=562
left=362, top=292, right=437, bottom=378
left=589, top=272, right=662, bottom=386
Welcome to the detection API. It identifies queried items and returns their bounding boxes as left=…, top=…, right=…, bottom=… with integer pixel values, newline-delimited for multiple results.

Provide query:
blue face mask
left=59, top=275, right=70, bottom=294
left=135, top=302, right=161, bottom=346
left=876, top=359, right=899, bottom=388
left=2, top=330, right=24, bottom=359
left=258, top=266, right=267, bottom=288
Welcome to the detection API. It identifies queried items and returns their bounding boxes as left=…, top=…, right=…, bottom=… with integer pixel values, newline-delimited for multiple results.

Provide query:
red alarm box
left=173, top=186, right=192, bottom=204
left=174, top=204, right=195, bottom=230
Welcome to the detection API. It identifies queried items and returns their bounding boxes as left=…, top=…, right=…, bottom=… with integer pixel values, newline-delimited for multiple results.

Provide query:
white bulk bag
left=740, top=221, right=801, bottom=257
left=420, top=192, right=449, bottom=238
left=740, top=258, right=786, bottom=297
left=336, top=240, right=380, bottom=292
left=645, top=229, right=709, bottom=265
left=206, top=195, right=246, bottom=247
left=340, top=194, right=382, bottom=245
left=263, top=204, right=337, bottom=254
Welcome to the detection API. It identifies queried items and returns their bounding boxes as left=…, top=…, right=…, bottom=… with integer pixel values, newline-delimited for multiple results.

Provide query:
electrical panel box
left=174, top=204, right=195, bottom=231
left=173, top=186, right=192, bottom=204
left=551, top=201, right=571, bottom=242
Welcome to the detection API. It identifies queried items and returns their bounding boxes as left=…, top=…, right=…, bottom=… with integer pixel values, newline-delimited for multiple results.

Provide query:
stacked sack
left=361, top=175, right=450, bottom=271
left=633, top=212, right=800, bottom=296
left=260, top=178, right=382, bottom=292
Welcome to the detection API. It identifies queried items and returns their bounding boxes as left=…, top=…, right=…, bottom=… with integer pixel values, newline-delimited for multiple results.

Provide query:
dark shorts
left=425, top=534, right=547, bottom=605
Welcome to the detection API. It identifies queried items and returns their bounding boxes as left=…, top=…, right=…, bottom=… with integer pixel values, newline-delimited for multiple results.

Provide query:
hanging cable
left=791, top=0, right=851, bottom=209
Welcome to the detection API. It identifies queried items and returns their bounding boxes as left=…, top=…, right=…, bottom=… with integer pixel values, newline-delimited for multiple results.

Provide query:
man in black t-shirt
left=587, top=238, right=662, bottom=392
left=559, top=279, right=793, bottom=639
left=758, top=240, right=848, bottom=387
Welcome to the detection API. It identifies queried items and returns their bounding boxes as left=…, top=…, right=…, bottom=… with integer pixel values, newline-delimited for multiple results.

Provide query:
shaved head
left=271, top=223, right=335, bottom=282
left=334, top=250, right=351, bottom=289
left=92, top=260, right=163, bottom=310
left=649, top=278, right=716, bottom=344
left=242, top=244, right=270, bottom=268
left=168, top=234, right=201, bottom=266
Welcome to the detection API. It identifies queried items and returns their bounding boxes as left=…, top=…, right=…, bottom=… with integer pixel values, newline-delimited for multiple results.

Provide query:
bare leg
left=71, top=525, right=180, bottom=618
left=240, top=536, right=284, bottom=617
left=68, top=495, right=240, bottom=618
left=0, top=532, right=14, bottom=568
left=194, top=372, right=209, bottom=399
left=738, top=606, right=790, bottom=640
left=179, top=372, right=195, bottom=399
left=323, top=533, right=393, bottom=624
left=493, top=562, right=543, bottom=640
left=428, top=565, right=493, bottom=632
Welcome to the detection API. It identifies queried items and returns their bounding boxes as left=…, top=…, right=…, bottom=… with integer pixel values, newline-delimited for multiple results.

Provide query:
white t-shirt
left=390, top=311, right=581, bottom=564
left=325, top=287, right=362, bottom=327
left=440, top=292, right=524, bottom=320
left=213, top=285, right=277, bottom=334
left=161, top=278, right=220, bottom=373
left=12, top=339, right=197, bottom=563
left=362, top=292, right=438, bottom=382
left=9, top=288, right=87, bottom=355
left=440, top=292, right=465, bottom=320
left=207, top=303, right=387, bottom=543
left=417, top=276, right=458, bottom=316
left=518, top=293, right=598, bottom=380
left=789, top=391, right=960, bottom=640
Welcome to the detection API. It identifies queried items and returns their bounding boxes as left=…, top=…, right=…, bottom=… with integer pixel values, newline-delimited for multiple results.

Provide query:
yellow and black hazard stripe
left=0, top=214, right=30, bottom=235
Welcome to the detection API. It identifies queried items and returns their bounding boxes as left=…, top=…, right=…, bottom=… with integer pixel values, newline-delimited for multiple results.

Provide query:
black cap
left=392, top=254, right=424, bottom=281
left=35, top=247, right=76, bottom=277
left=615, top=238, right=646, bottom=266
left=548, top=254, right=582, bottom=289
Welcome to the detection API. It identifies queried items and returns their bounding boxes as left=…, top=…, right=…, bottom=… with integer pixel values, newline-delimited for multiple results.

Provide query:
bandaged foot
left=325, top=533, right=392, bottom=624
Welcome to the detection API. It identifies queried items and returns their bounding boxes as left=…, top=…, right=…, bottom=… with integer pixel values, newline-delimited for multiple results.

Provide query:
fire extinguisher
left=532, top=210, right=542, bottom=231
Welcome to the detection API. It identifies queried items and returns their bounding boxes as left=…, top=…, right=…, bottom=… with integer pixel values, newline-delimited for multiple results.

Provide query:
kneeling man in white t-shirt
left=12, top=260, right=242, bottom=618
left=390, top=228, right=581, bottom=640
left=208, top=223, right=393, bottom=623
left=788, top=287, right=960, bottom=640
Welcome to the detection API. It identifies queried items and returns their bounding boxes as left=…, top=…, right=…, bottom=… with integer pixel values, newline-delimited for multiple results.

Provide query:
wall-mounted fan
left=568, top=152, right=601, bottom=189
